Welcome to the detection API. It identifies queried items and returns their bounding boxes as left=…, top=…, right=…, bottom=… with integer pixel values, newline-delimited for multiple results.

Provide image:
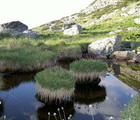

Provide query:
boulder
left=62, top=23, right=76, bottom=30
left=63, top=24, right=82, bottom=36
left=133, top=54, right=140, bottom=63
left=22, top=30, right=38, bottom=38
left=134, top=18, right=140, bottom=24
left=0, top=21, right=28, bottom=32
left=88, top=35, right=121, bottom=55
left=110, top=51, right=136, bottom=60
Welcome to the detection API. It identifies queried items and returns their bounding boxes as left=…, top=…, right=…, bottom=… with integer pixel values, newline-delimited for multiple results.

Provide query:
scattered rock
left=81, top=0, right=120, bottom=14
left=63, top=24, right=82, bottom=36
left=121, top=8, right=140, bottom=16
left=127, top=8, right=140, bottom=15
left=62, top=23, right=76, bottom=30
left=0, top=21, right=28, bottom=32
left=88, top=35, right=121, bottom=55
left=133, top=54, right=140, bottom=63
left=110, top=51, right=136, bottom=60
left=127, top=27, right=138, bottom=31
left=23, top=30, right=38, bottom=38
left=49, top=25, right=62, bottom=31
left=109, top=30, right=123, bottom=34
left=134, top=18, right=140, bottom=24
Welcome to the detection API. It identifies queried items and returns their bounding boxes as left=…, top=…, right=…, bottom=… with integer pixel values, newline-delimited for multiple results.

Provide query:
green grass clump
left=57, top=45, right=82, bottom=60
left=0, top=47, right=56, bottom=72
left=35, top=67, right=75, bottom=90
left=70, top=59, right=107, bottom=82
left=120, top=93, right=140, bottom=120
left=70, top=59, right=107, bottom=73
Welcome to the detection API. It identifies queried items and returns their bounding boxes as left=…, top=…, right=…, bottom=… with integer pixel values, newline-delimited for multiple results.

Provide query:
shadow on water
left=74, top=80, right=106, bottom=105
left=0, top=73, right=35, bottom=91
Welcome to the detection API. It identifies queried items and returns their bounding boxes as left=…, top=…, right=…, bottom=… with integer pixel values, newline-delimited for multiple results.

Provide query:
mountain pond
left=0, top=61, right=139, bottom=120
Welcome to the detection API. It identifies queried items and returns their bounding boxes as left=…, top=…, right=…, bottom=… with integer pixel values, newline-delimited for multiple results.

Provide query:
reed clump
left=70, top=59, right=107, bottom=82
left=35, top=67, right=75, bottom=102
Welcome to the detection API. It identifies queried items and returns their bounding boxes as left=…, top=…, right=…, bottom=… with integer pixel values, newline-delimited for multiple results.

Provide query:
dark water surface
left=0, top=72, right=138, bottom=120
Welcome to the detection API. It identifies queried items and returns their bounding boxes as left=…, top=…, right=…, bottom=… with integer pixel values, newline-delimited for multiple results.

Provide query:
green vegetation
left=120, top=93, right=140, bottom=120
left=35, top=67, right=75, bottom=90
left=0, top=0, right=140, bottom=72
left=70, top=59, right=107, bottom=82
left=70, top=59, right=107, bottom=73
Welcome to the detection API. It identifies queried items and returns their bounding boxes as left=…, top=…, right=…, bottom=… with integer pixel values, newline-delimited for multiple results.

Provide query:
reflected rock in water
left=0, top=99, right=4, bottom=117
left=0, top=73, right=35, bottom=91
left=36, top=96, right=75, bottom=120
left=116, top=65, right=140, bottom=89
left=36, top=83, right=74, bottom=103
left=74, top=81, right=106, bottom=105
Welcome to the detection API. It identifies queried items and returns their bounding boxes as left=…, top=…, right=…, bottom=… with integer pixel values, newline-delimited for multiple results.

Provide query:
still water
left=0, top=72, right=138, bottom=120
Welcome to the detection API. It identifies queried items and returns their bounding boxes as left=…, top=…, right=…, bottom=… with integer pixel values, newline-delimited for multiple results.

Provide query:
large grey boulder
left=134, top=18, right=140, bottom=24
left=63, top=24, right=82, bottom=36
left=0, top=21, right=28, bottom=32
left=88, top=35, right=121, bottom=55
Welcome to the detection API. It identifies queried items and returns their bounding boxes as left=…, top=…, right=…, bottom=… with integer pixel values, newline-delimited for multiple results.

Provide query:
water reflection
left=74, top=81, right=106, bottom=104
left=0, top=98, right=4, bottom=117
left=36, top=98, right=75, bottom=120
left=0, top=73, right=35, bottom=91
left=106, top=60, right=140, bottom=90
left=0, top=71, right=138, bottom=120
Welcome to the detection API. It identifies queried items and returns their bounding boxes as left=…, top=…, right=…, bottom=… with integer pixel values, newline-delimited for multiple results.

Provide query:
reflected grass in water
left=0, top=73, right=35, bottom=91
left=74, top=80, right=106, bottom=105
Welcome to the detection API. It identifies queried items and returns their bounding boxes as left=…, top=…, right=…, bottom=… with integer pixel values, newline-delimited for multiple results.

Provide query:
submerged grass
left=120, top=93, right=140, bottom=120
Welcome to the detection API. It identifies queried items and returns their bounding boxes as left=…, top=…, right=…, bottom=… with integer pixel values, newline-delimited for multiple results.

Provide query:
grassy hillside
left=0, top=0, right=140, bottom=72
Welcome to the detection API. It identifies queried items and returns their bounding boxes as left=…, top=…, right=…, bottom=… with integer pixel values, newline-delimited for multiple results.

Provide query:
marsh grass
left=56, top=45, right=82, bottom=60
left=70, top=59, right=107, bottom=81
left=35, top=67, right=75, bottom=90
left=120, top=93, right=140, bottom=120
left=0, top=48, right=56, bottom=72
left=36, top=83, right=74, bottom=103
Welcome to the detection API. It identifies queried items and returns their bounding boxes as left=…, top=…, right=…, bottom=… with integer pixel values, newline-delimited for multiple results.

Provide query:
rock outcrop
left=81, top=0, right=120, bottom=14
left=88, top=35, right=121, bottom=55
left=63, top=23, right=82, bottom=36
left=134, top=18, right=140, bottom=24
left=0, top=21, right=28, bottom=32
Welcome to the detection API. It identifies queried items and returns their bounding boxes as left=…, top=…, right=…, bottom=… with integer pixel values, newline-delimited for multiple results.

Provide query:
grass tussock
left=56, top=45, right=82, bottom=60
left=70, top=59, right=107, bottom=81
left=0, top=48, right=56, bottom=72
left=36, top=83, right=74, bottom=102
left=35, top=67, right=75, bottom=90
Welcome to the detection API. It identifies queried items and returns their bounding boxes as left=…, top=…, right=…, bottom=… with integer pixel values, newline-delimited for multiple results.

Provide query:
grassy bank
left=0, top=0, right=140, bottom=72
left=120, top=93, right=140, bottom=120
